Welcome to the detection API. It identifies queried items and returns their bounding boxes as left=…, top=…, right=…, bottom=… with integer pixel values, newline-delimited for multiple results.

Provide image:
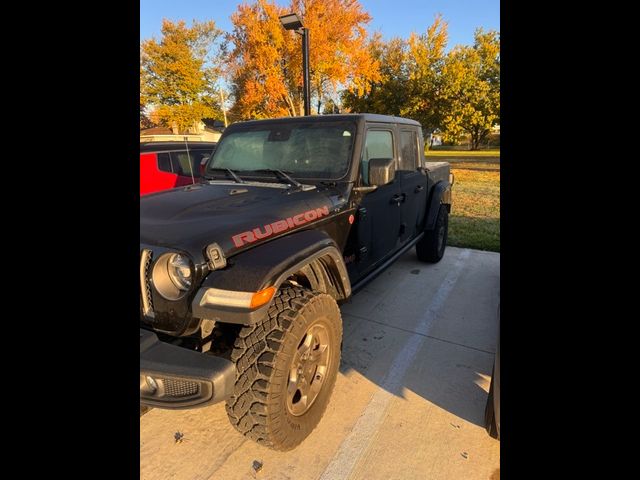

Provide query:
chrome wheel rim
left=286, top=322, right=331, bottom=417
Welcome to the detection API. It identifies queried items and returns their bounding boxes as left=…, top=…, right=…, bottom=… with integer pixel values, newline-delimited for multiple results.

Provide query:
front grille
left=164, top=378, right=199, bottom=398
left=140, top=249, right=154, bottom=318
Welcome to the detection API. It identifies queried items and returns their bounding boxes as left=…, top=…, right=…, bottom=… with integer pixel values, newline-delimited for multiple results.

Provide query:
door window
left=399, top=130, right=418, bottom=171
left=362, top=130, right=394, bottom=185
left=156, top=150, right=212, bottom=177
left=157, top=153, right=174, bottom=173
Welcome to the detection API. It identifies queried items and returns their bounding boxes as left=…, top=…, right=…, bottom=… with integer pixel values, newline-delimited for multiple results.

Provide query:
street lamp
left=279, top=12, right=310, bottom=116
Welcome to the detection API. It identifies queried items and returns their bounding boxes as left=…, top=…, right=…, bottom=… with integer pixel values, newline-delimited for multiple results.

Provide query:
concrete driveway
left=140, top=246, right=500, bottom=480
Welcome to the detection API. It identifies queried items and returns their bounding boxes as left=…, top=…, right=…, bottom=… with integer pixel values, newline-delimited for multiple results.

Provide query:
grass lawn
left=447, top=165, right=500, bottom=252
left=445, top=162, right=500, bottom=171
left=426, top=149, right=500, bottom=158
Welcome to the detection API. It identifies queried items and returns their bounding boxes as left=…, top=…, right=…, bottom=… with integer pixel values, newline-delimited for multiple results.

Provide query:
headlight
left=152, top=253, right=194, bottom=300
left=168, top=254, right=192, bottom=290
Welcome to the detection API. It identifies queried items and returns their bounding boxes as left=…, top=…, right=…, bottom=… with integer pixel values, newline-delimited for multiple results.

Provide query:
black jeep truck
left=140, top=114, right=452, bottom=451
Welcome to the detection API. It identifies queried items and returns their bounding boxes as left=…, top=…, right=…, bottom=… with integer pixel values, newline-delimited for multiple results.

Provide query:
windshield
left=206, top=121, right=356, bottom=180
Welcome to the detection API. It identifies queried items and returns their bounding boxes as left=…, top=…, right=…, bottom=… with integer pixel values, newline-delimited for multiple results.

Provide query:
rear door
left=140, top=153, right=178, bottom=195
left=397, top=127, right=428, bottom=243
left=355, top=126, right=403, bottom=276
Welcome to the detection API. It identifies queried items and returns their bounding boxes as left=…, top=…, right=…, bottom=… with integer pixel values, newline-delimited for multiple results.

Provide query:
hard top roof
left=139, top=141, right=218, bottom=153
left=228, top=114, right=422, bottom=129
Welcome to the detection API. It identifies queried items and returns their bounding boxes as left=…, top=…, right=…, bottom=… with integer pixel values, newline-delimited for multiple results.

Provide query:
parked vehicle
left=140, top=141, right=217, bottom=195
left=140, top=114, right=453, bottom=450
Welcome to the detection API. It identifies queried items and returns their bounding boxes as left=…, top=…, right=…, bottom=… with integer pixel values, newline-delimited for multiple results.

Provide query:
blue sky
left=140, top=0, right=499, bottom=48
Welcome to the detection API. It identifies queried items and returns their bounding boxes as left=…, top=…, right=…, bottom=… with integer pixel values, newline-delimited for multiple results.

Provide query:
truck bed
left=425, top=161, right=450, bottom=185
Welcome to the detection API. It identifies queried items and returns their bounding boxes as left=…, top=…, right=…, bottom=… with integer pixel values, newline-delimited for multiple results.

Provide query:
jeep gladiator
left=140, top=114, right=452, bottom=451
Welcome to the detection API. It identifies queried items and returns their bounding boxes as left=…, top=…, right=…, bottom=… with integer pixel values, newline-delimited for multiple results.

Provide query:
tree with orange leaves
left=227, top=0, right=380, bottom=119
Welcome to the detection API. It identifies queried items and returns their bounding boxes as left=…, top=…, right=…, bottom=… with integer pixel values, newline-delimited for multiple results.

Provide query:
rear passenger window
left=172, top=152, right=197, bottom=177
left=156, top=151, right=209, bottom=177
left=399, top=130, right=418, bottom=171
left=157, top=153, right=173, bottom=173
left=362, top=130, right=394, bottom=185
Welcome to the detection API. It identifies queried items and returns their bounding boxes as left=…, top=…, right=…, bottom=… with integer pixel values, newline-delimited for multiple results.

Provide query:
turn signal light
left=250, top=286, right=277, bottom=309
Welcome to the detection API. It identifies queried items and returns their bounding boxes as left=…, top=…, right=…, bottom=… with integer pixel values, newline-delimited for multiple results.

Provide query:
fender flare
left=191, top=230, right=351, bottom=325
left=424, top=181, right=452, bottom=231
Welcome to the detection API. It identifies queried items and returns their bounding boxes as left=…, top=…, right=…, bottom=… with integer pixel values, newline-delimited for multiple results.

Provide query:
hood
left=140, top=181, right=348, bottom=264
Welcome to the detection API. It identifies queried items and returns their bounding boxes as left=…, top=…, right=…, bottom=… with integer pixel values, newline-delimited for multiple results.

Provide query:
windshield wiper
left=206, top=168, right=244, bottom=184
left=252, top=169, right=303, bottom=189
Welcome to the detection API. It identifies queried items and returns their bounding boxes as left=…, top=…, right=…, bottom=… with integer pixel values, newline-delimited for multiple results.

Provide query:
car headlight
left=152, top=253, right=194, bottom=300
left=168, top=254, right=192, bottom=290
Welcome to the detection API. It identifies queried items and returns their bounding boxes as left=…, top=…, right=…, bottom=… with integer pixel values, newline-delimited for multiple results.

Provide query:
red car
left=140, top=142, right=217, bottom=195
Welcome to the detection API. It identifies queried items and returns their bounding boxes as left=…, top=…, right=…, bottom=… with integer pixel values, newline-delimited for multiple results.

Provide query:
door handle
left=414, top=185, right=424, bottom=193
left=390, top=193, right=406, bottom=206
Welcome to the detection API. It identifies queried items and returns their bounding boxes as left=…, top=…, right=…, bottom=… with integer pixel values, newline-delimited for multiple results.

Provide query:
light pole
left=279, top=13, right=310, bottom=116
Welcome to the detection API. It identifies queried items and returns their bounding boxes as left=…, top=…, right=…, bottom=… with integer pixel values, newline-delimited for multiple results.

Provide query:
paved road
left=140, top=247, right=500, bottom=480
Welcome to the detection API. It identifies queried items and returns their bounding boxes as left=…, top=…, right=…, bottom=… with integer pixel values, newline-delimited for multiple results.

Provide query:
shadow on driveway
left=337, top=247, right=499, bottom=427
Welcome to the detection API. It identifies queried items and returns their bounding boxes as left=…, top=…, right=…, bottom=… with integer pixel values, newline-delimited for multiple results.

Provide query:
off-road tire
left=416, top=204, right=449, bottom=263
left=225, top=286, right=342, bottom=451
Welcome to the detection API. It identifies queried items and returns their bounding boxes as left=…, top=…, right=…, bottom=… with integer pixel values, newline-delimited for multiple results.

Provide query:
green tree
left=322, top=97, right=341, bottom=114
left=341, top=18, right=500, bottom=150
left=342, top=34, right=410, bottom=115
left=400, top=15, right=449, bottom=134
left=140, top=19, right=223, bottom=132
left=342, top=15, right=448, bottom=131
left=439, top=29, right=500, bottom=149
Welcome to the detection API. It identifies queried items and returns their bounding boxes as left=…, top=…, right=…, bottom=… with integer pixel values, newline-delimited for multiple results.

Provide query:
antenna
left=220, top=88, right=228, bottom=128
left=183, top=136, right=196, bottom=185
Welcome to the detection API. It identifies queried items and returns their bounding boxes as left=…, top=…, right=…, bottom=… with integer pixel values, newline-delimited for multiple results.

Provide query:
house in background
left=429, top=133, right=443, bottom=147
left=140, top=119, right=225, bottom=143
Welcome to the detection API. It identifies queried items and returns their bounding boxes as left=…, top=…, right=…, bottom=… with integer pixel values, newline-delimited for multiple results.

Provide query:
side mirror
left=199, top=155, right=210, bottom=176
left=369, top=157, right=396, bottom=186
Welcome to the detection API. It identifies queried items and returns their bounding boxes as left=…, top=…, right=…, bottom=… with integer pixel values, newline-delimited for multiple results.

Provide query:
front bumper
left=140, top=329, right=236, bottom=409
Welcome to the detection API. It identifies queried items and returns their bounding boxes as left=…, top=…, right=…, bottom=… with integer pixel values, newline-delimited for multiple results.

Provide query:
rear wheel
left=225, top=286, right=342, bottom=451
left=416, top=204, right=449, bottom=263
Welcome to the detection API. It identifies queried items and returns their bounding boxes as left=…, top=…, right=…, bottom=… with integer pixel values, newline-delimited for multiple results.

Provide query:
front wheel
left=416, top=204, right=449, bottom=263
left=225, top=286, right=343, bottom=451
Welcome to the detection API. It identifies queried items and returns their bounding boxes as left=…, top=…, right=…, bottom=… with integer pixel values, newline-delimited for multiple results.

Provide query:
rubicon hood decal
left=232, top=206, right=330, bottom=248
left=140, top=182, right=348, bottom=264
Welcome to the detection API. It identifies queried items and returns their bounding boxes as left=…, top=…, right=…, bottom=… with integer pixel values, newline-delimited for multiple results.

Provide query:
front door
left=355, top=127, right=403, bottom=276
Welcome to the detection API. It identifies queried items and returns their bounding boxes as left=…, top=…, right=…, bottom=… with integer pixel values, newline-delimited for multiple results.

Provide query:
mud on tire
left=225, top=286, right=343, bottom=451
